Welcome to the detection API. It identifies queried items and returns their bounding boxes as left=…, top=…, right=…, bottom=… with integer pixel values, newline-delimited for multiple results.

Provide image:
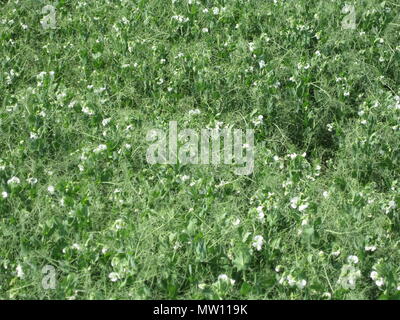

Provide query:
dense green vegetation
left=0, top=0, right=399, bottom=299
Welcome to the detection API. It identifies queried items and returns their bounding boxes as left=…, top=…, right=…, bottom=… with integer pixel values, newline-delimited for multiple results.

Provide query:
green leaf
left=233, top=249, right=251, bottom=271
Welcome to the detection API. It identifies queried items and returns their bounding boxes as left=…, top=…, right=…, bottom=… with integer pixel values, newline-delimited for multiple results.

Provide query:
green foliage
left=0, top=0, right=399, bottom=300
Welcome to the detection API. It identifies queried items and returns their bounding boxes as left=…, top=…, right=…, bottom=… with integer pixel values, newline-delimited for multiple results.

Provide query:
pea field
left=0, top=0, right=400, bottom=300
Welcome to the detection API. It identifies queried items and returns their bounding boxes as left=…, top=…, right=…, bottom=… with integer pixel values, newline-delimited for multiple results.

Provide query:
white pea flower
left=370, top=271, right=378, bottom=281
left=172, top=15, right=189, bottom=23
left=180, top=175, right=190, bottom=182
left=108, top=272, right=121, bottom=282
left=256, top=206, right=265, bottom=223
left=198, top=283, right=207, bottom=290
left=252, top=115, right=263, bottom=126
left=297, top=279, right=307, bottom=289
left=298, top=203, right=309, bottom=211
left=252, top=235, right=264, bottom=251
left=72, top=243, right=81, bottom=250
left=217, top=274, right=235, bottom=285
left=102, top=118, right=111, bottom=126
left=322, top=292, right=331, bottom=299
left=248, top=42, right=255, bottom=52
left=286, top=275, right=296, bottom=287
left=16, top=265, right=25, bottom=279
left=30, top=132, right=38, bottom=140
left=375, top=278, right=385, bottom=287
left=332, top=250, right=341, bottom=257
left=232, top=218, right=241, bottom=226
left=47, top=185, right=55, bottom=194
left=93, top=144, right=107, bottom=153
left=290, top=197, right=300, bottom=209
left=27, top=177, right=38, bottom=185
left=113, top=219, right=125, bottom=230
left=7, top=176, right=20, bottom=185
left=347, top=255, right=359, bottom=264
left=188, top=109, right=201, bottom=116
left=365, top=245, right=376, bottom=252
left=82, top=106, right=94, bottom=115
left=39, top=111, right=46, bottom=118
left=1, top=191, right=8, bottom=199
